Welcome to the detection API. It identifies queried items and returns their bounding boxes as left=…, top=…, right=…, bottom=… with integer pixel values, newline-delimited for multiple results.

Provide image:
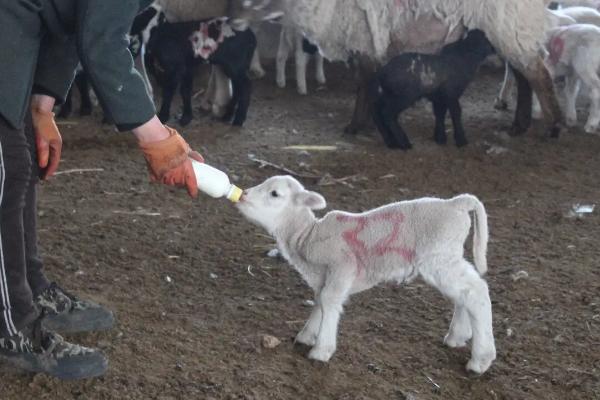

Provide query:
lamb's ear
left=295, top=190, right=327, bottom=210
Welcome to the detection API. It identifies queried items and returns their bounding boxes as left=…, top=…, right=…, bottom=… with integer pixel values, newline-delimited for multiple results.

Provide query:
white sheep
left=232, top=0, right=562, bottom=136
left=546, top=24, right=600, bottom=132
left=276, top=26, right=326, bottom=95
left=236, top=175, right=496, bottom=374
left=555, top=0, right=600, bottom=10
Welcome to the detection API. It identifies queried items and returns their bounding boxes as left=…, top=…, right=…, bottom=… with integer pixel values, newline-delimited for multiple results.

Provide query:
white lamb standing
left=236, top=176, right=496, bottom=374
left=276, top=26, right=326, bottom=95
left=545, top=23, right=600, bottom=133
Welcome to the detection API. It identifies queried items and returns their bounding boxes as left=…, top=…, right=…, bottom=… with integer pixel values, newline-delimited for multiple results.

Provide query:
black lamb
left=370, top=29, right=495, bottom=150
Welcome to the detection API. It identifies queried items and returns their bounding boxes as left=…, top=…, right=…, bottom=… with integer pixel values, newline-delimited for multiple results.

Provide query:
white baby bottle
left=191, top=159, right=243, bottom=203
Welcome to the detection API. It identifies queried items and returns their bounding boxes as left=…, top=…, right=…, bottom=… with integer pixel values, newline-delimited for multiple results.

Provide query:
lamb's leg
left=158, top=69, right=180, bottom=124
left=222, top=76, right=241, bottom=124
left=432, top=98, right=448, bottom=145
left=249, top=48, right=266, bottom=79
left=510, top=65, right=532, bottom=136
left=57, top=87, right=74, bottom=119
left=447, top=98, right=468, bottom=147
left=374, top=96, right=412, bottom=150
left=295, top=300, right=322, bottom=346
left=179, top=67, right=194, bottom=127
left=444, top=304, right=472, bottom=348
left=212, top=66, right=232, bottom=118
left=564, top=74, right=580, bottom=127
left=232, top=76, right=251, bottom=126
left=494, top=62, right=513, bottom=111
left=294, top=32, right=309, bottom=95
left=139, top=44, right=154, bottom=98
left=526, top=57, right=563, bottom=138
left=276, top=29, right=290, bottom=89
left=344, top=57, right=377, bottom=135
left=581, top=71, right=600, bottom=134
left=76, top=72, right=93, bottom=116
left=315, top=53, right=326, bottom=86
left=532, top=93, right=543, bottom=120
left=308, top=276, right=352, bottom=362
left=422, top=259, right=496, bottom=374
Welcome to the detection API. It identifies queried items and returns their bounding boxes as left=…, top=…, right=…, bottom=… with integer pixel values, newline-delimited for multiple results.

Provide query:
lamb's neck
left=273, top=209, right=317, bottom=257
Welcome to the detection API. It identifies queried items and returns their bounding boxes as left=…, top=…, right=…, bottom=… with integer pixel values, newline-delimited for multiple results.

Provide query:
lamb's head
left=189, top=18, right=235, bottom=59
left=236, top=175, right=326, bottom=233
left=229, top=0, right=285, bottom=25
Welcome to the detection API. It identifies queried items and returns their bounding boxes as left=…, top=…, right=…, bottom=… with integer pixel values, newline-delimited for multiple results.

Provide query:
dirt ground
left=0, top=61, right=599, bottom=400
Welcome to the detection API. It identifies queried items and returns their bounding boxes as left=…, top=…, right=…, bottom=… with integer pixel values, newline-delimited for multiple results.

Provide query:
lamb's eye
left=270, top=190, right=279, bottom=198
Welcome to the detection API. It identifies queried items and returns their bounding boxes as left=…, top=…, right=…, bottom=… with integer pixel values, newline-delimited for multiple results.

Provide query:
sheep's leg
left=308, top=276, right=352, bottom=362
left=444, top=304, right=472, bottom=348
left=139, top=43, right=154, bottom=98
left=295, top=300, right=322, bottom=347
left=526, top=57, right=563, bottom=138
left=179, top=67, right=194, bottom=127
left=249, top=48, right=266, bottom=79
left=276, top=29, right=290, bottom=89
left=76, top=72, right=93, bottom=116
left=510, top=66, right=532, bottom=136
left=232, top=76, right=251, bottom=126
left=531, top=93, right=543, bottom=120
left=432, top=98, right=448, bottom=145
left=315, top=53, right=326, bottom=85
left=158, top=69, right=181, bottom=124
left=421, top=259, right=496, bottom=374
left=494, top=62, right=513, bottom=111
left=564, top=74, right=580, bottom=127
left=447, top=98, right=468, bottom=147
left=294, top=33, right=309, bottom=95
left=344, top=57, right=377, bottom=135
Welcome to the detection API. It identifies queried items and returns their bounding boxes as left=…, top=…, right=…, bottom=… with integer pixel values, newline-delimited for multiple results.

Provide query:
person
left=0, top=0, right=203, bottom=380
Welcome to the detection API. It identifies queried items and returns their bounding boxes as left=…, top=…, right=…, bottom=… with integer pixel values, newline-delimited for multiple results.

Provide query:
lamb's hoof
left=80, top=108, right=93, bottom=117
left=434, top=135, right=447, bottom=145
left=295, top=331, right=317, bottom=347
left=466, top=353, right=496, bottom=375
left=493, top=99, right=508, bottom=111
left=179, top=114, right=192, bottom=127
left=276, top=79, right=286, bottom=89
left=566, top=117, right=577, bottom=127
left=343, top=123, right=363, bottom=135
left=297, top=87, right=308, bottom=96
left=250, top=69, right=266, bottom=79
left=584, top=124, right=598, bottom=134
left=443, top=334, right=470, bottom=348
left=386, top=141, right=412, bottom=150
left=508, top=124, right=527, bottom=137
left=455, top=138, right=468, bottom=148
left=308, top=346, right=335, bottom=362
left=158, top=113, right=170, bottom=124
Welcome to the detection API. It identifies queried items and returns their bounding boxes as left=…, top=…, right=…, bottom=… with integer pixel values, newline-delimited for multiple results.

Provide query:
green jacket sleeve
left=33, top=34, right=79, bottom=103
left=76, top=0, right=155, bottom=131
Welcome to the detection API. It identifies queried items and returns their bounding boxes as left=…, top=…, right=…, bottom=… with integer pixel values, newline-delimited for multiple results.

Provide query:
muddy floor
left=0, top=61, right=599, bottom=400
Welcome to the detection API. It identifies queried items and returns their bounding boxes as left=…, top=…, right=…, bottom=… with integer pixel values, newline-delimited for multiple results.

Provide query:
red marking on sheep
left=337, top=213, right=416, bottom=276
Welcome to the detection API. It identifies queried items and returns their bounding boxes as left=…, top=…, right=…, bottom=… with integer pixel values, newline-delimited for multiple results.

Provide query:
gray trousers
left=0, top=112, right=50, bottom=337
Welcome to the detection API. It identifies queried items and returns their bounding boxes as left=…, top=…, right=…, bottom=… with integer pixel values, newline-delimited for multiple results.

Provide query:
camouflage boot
left=35, top=283, right=114, bottom=333
left=0, top=314, right=107, bottom=380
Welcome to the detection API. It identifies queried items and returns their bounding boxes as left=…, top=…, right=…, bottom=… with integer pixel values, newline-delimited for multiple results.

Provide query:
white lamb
left=546, top=24, right=600, bottom=133
left=496, top=6, right=600, bottom=122
left=276, top=26, right=326, bottom=95
left=236, top=176, right=496, bottom=374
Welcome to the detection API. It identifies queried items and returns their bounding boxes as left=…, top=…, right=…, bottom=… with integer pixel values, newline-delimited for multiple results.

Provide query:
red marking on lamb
left=548, top=34, right=565, bottom=66
left=337, top=213, right=416, bottom=275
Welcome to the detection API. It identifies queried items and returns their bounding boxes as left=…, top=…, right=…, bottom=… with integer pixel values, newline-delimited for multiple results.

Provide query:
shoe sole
left=0, top=351, right=108, bottom=380
left=43, top=310, right=115, bottom=334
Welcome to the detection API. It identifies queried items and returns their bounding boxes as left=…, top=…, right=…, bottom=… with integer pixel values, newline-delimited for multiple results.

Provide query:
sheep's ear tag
left=298, top=191, right=327, bottom=210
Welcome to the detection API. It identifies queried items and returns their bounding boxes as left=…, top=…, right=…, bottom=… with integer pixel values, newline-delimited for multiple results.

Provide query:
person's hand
left=138, top=125, right=204, bottom=197
left=31, top=108, right=62, bottom=180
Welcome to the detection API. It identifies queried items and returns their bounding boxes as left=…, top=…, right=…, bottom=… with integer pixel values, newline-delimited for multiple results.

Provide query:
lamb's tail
left=453, top=194, right=489, bottom=275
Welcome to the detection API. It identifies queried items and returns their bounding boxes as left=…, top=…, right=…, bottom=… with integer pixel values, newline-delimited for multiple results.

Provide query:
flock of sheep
left=60, top=0, right=600, bottom=375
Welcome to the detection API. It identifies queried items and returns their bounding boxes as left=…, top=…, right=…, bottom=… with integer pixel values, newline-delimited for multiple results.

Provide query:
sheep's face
left=190, top=18, right=235, bottom=59
left=236, top=175, right=326, bottom=233
left=229, top=0, right=285, bottom=25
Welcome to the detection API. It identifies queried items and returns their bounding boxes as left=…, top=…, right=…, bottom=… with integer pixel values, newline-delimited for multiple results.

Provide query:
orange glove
left=138, top=126, right=204, bottom=197
left=31, top=109, right=63, bottom=180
